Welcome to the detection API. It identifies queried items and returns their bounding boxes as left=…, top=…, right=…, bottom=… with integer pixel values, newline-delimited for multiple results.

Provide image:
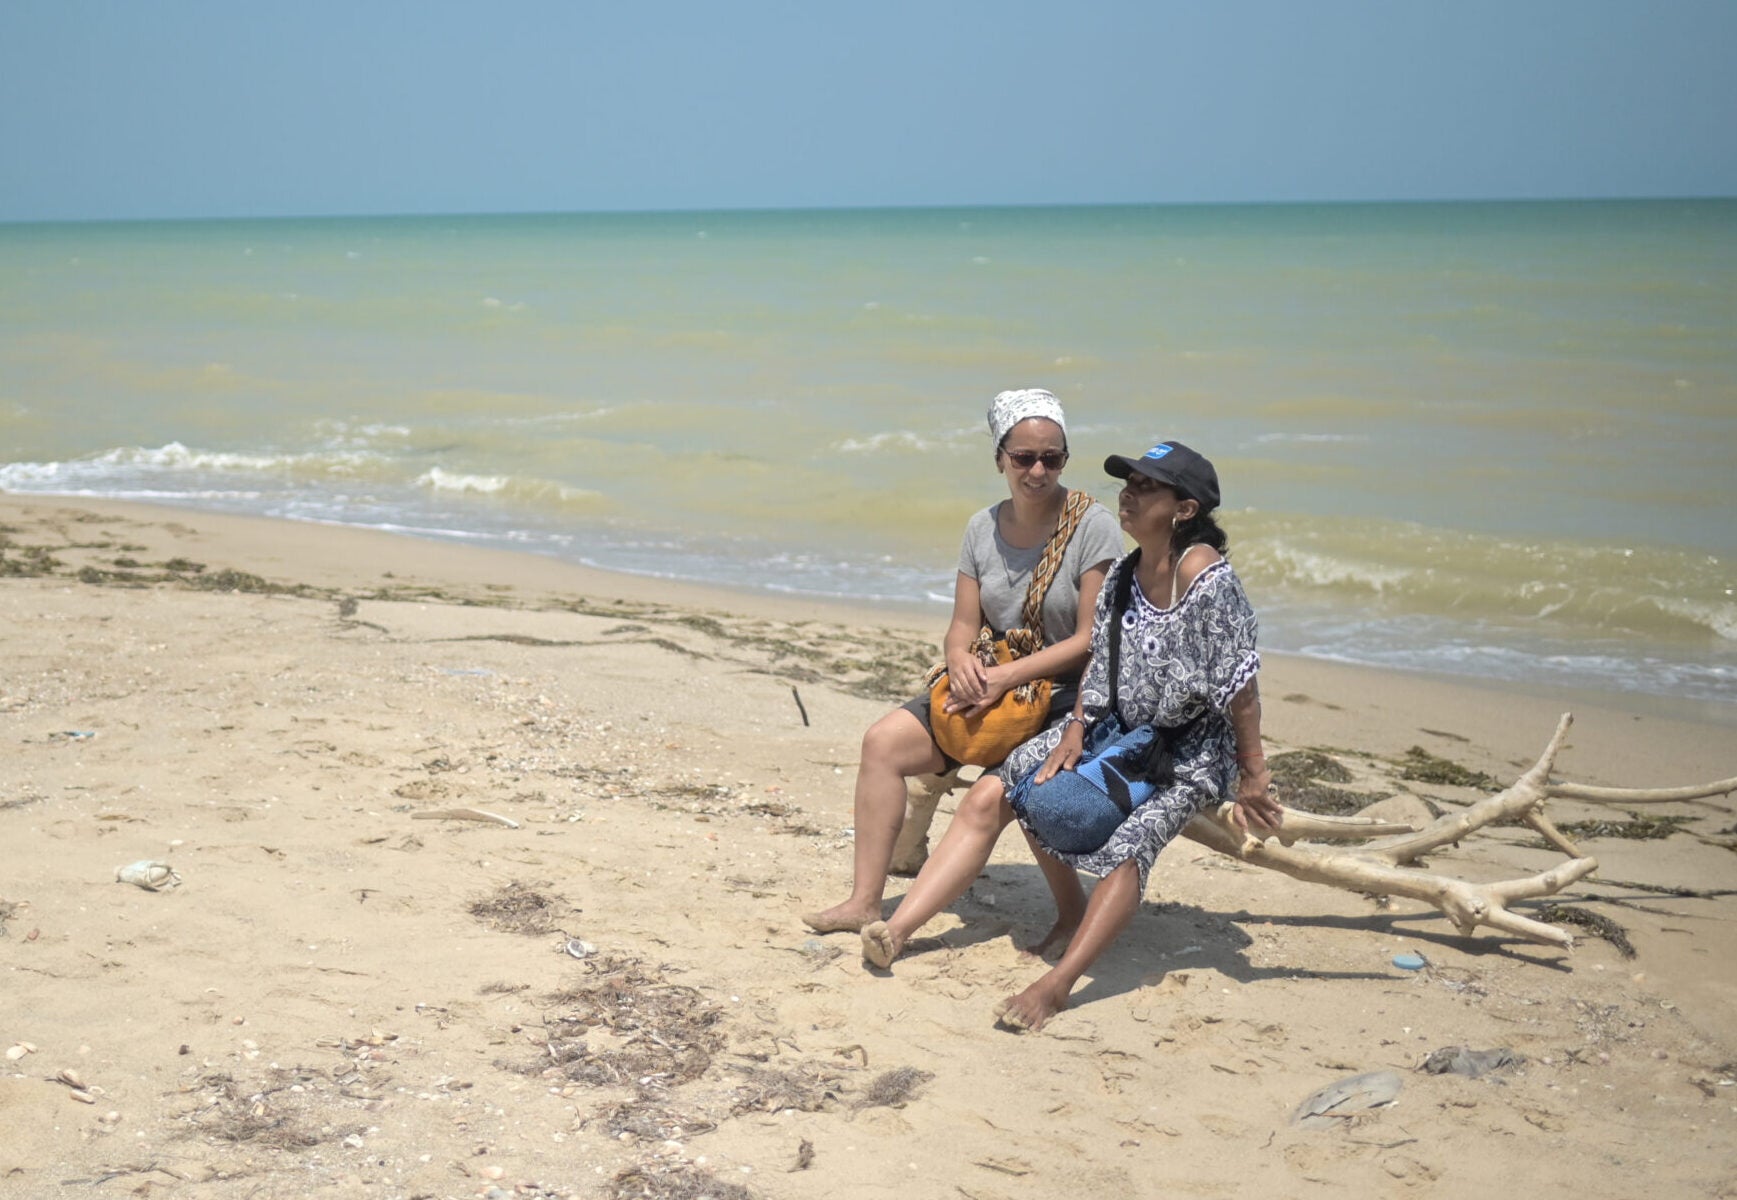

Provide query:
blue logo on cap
left=1142, top=444, right=1174, bottom=460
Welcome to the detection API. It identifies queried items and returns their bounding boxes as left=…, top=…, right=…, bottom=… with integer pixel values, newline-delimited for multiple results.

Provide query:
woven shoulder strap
left=1016, top=489, right=1096, bottom=643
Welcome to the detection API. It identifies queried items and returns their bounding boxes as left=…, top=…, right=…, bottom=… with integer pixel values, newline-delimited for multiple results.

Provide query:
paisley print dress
left=994, top=552, right=1261, bottom=888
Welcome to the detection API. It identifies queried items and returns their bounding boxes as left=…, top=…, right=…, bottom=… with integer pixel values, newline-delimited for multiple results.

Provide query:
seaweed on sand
left=1536, top=904, right=1636, bottom=958
left=527, top=956, right=725, bottom=1088
left=606, top=1160, right=758, bottom=1200
left=178, top=1068, right=365, bottom=1151
left=467, top=880, right=572, bottom=936
left=723, top=1061, right=846, bottom=1115
left=851, top=1065, right=934, bottom=1110
left=1554, top=813, right=1695, bottom=842
left=1397, top=746, right=1499, bottom=790
left=1267, top=750, right=1390, bottom=817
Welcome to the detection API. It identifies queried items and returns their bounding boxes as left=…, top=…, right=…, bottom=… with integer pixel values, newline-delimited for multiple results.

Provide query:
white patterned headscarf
left=987, top=388, right=1067, bottom=449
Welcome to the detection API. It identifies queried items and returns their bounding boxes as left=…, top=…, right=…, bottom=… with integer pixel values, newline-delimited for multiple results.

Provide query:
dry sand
left=2, top=494, right=1734, bottom=1199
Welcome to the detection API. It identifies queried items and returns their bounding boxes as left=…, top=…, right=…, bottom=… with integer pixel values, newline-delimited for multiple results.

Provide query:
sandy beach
left=2, top=493, right=1734, bottom=1200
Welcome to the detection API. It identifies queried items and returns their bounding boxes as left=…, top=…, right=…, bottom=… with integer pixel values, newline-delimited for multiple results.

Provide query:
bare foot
left=1022, top=917, right=1080, bottom=960
left=993, top=978, right=1071, bottom=1032
left=801, top=902, right=878, bottom=934
left=861, top=921, right=905, bottom=969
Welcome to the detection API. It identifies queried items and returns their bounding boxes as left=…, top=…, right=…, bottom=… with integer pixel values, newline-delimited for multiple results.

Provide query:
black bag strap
left=1105, top=548, right=1141, bottom=722
left=1102, top=547, right=1186, bottom=796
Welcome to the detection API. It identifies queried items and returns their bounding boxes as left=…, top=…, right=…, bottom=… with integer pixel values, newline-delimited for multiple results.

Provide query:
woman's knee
left=861, top=709, right=937, bottom=773
left=955, top=777, right=1009, bottom=830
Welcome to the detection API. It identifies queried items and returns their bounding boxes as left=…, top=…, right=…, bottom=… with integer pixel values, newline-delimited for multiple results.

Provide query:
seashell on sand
left=115, top=860, right=181, bottom=890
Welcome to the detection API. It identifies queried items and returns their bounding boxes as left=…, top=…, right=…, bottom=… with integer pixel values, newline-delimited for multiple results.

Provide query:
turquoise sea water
left=2, top=202, right=1734, bottom=704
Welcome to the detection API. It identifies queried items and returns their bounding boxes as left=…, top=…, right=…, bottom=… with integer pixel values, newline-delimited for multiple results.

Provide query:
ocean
left=2, top=201, right=1734, bottom=706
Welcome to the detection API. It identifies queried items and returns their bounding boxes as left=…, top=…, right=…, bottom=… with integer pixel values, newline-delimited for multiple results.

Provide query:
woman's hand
left=948, top=663, right=1014, bottom=716
left=1034, top=721, right=1086, bottom=785
left=942, top=648, right=992, bottom=710
left=1225, top=682, right=1281, bottom=834
left=1230, top=763, right=1283, bottom=834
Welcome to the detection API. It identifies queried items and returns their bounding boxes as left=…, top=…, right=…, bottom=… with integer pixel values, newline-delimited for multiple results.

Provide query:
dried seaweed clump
left=0, top=545, right=62, bottom=577
left=832, top=642, right=936, bottom=703
left=534, top=956, right=725, bottom=1088
left=607, top=1159, right=758, bottom=1200
left=179, top=1068, right=363, bottom=1151
left=1269, top=750, right=1353, bottom=785
left=1536, top=905, right=1636, bottom=959
left=1267, top=750, right=1387, bottom=817
left=723, top=1061, right=846, bottom=1116
left=593, top=1099, right=716, bottom=1142
left=0, top=792, right=46, bottom=813
left=185, top=568, right=306, bottom=596
left=1398, top=747, right=1499, bottom=790
left=468, top=880, right=569, bottom=936
left=673, top=613, right=730, bottom=639
left=851, top=1065, right=934, bottom=1110
left=1555, top=813, right=1694, bottom=842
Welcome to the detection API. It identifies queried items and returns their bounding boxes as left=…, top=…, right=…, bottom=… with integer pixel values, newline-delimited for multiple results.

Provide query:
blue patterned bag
left=1008, top=717, right=1180, bottom=854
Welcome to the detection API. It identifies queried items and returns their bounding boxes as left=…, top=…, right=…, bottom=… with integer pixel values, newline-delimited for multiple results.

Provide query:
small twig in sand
left=834, top=1043, right=869, bottom=1067
left=791, top=686, right=810, bottom=726
left=411, top=807, right=520, bottom=829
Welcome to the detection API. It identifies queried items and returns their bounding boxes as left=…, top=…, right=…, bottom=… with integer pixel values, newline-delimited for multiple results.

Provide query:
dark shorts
left=900, top=683, right=1080, bottom=773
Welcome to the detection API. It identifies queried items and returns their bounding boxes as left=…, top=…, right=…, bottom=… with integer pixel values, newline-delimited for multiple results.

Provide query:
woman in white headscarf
left=803, top=389, right=1123, bottom=934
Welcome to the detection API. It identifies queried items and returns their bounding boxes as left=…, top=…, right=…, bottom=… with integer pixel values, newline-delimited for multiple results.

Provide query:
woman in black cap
left=862, top=440, right=1282, bottom=1032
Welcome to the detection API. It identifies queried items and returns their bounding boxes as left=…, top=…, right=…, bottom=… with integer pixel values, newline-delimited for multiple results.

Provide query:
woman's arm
left=1226, top=677, right=1282, bottom=833
left=940, top=571, right=992, bottom=706
left=950, top=559, right=1113, bottom=714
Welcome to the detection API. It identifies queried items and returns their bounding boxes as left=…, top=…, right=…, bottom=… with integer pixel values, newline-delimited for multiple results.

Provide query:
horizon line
left=5, top=192, right=1735, bottom=230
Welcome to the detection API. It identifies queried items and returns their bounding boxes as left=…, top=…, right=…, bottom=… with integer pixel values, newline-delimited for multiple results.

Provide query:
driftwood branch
left=1181, top=713, right=1737, bottom=948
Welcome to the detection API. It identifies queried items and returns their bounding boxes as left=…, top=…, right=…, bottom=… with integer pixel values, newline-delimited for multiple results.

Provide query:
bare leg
left=862, top=775, right=1015, bottom=967
left=1020, top=828, right=1087, bottom=959
left=996, top=859, right=1142, bottom=1032
left=803, top=708, right=945, bottom=933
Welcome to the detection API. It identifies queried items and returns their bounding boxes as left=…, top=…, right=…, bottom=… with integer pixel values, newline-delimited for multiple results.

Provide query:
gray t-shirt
left=958, top=493, right=1124, bottom=653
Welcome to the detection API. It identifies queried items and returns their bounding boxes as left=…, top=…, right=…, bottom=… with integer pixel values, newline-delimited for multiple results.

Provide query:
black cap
left=1104, top=441, right=1221, bottom=511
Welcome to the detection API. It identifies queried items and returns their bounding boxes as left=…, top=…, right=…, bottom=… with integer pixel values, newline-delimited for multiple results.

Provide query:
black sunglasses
left=1004, top=449, right=1068, bottom=470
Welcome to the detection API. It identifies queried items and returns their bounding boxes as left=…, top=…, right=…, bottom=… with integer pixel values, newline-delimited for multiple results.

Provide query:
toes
left=861, top=921, right=898, bottom=969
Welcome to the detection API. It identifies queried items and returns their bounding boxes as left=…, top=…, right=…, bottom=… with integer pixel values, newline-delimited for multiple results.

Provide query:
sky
left=2, top=1, right=1734, bottom=222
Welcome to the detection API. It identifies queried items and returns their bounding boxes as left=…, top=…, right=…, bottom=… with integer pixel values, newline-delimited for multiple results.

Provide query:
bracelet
left=1060, top=715, right=1088, bottom=736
